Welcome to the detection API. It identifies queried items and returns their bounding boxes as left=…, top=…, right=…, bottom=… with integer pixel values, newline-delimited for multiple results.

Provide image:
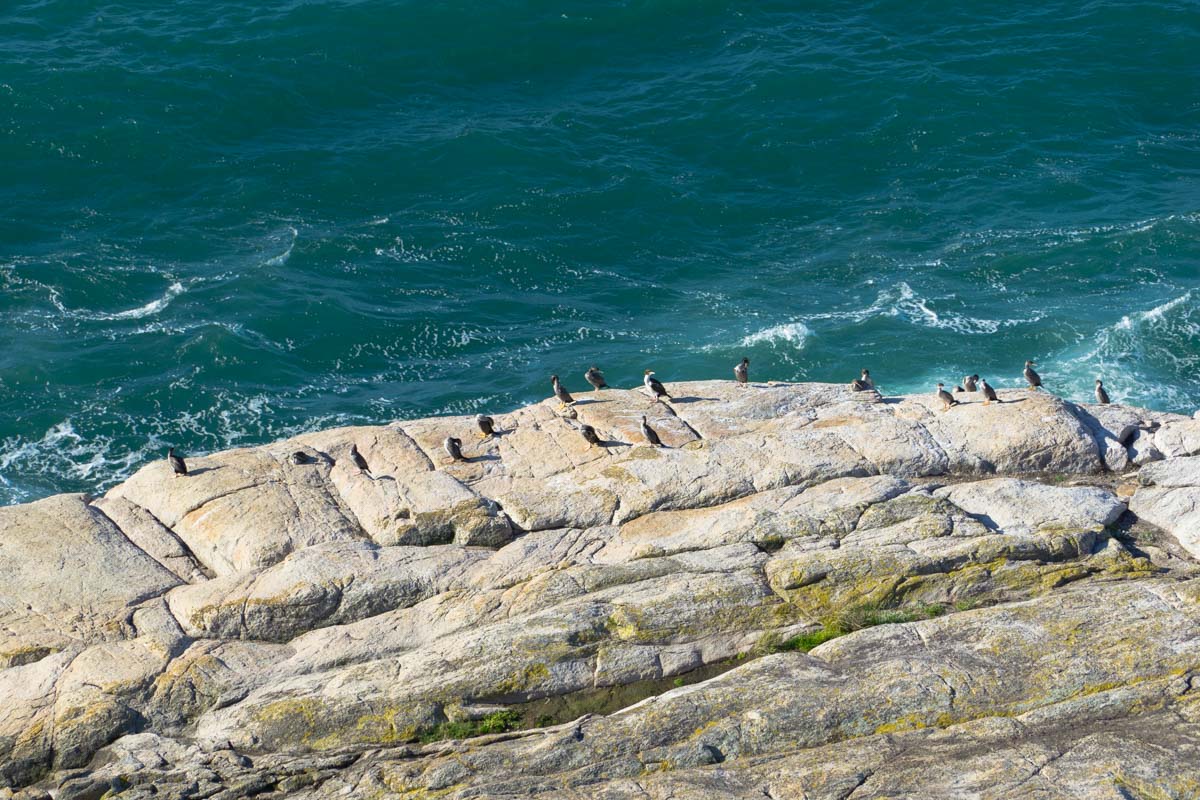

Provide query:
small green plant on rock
left=773, top=603, right=949, bottom=654
left=417, top=709, right=523, bottom=743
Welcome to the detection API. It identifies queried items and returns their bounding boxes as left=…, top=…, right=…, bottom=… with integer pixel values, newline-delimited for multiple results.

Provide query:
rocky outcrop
left=0, top=381, right=1198, bottom=798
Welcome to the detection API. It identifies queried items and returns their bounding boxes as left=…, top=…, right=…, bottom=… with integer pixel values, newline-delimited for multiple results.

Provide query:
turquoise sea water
left=2, top=1, right=1199, bottom=505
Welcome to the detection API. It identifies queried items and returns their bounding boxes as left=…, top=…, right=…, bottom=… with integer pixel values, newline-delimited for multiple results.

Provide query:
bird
left=1024, top=360, right=1042, bottom=391
left=640, top=416, right=663, bottom=446
left=551, top=375, right=575, bottom=409
left=850, top=369, right=874, bottom=392
left=443, top=436, right=465, bottom=463
left=584, top=366, right=608, bottom=392
left=963, top=374, right=979, bottom=392
left=167, top=447, right=187, bottom=478
left=936, top=383, right=959, bottom=412
left=348, top=444, right=370, bottom=472
left=580, top=423, right=602, bottom=447
left=290, top=450, right=312, bottom=465
left=954, top=385, right=965, bottom=393
left=980, top=378, right=1000, bottom=405
left=476, top=414, right=496, bottom=440
left=734, top=357, right=750, bottom=387
left=644, top=370, right=671, bottom=403
left=1095, top=379, right=1111, bottom=405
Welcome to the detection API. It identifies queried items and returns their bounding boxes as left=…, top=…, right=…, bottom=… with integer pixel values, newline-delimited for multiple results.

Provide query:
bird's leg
left=477, top=432, right=490, bottom=441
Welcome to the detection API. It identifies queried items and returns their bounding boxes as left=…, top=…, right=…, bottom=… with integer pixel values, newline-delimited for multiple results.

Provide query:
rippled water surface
left=2, top=0, right=1199, bottom=503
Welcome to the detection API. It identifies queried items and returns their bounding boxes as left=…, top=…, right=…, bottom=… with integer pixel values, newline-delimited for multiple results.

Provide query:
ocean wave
left=264, top=226, right=298, bottom=266
left=738, top=321, right=813, bottom=347
left=956, top=213, right=1200, bottom=250
left=808, top=282, right=1039, bottom=335
left=43, top=281, right=187, bottom=322
left=1057, top=291, right=1200, bottom=407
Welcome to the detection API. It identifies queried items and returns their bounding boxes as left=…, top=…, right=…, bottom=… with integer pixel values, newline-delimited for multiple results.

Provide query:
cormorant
left=476, top=414, right=496, bottom=440
left=964, top=374, right=979, bottom=392
left=167, top=447, right=187, bottom=478
left=850, top=369, right=874, bottom=391
left=580, top=423, right=602, bottom=447
left=1095, top=379, right=1110, bottom=405
left=444, top=436, right=465, bottom=462
left=980, top=378, right=1000, bottom=405
left=640, top=416, right=663, bottom=446
left=644, top=370, right=671, bottom=403
left=349, top=444, right=370, bottom=472
left=551, top=375, right=575, bottom=409
left=1024, top=360, right=1042, bottom=391
left=734, top=357, right=749, bottom=387
left=936, top=383, right=959, bottom=412
left=584, top=366, right=608, bottom=392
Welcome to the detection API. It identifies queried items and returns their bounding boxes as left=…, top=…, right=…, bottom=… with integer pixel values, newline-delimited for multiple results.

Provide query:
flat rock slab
left=0, top=494, right=180, bottom=668
left=166, top=541, right=486, bottom=641
left=934, top=478, right=1126, bottom=535
left=106, top=447, right=368, bottom=576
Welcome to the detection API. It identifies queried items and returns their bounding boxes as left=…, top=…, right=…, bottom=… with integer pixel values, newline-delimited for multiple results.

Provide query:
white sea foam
left=806, top=282, right=1038, bottom=335
left=738, top=321, right=813, bottom=348
left=265, top=226, right=298, bottom=266
left=93, top=282, right=186, bottom=321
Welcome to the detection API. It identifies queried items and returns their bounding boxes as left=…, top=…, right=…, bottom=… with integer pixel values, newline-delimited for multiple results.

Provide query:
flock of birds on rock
left=165, top=358, right=1116, bottom=474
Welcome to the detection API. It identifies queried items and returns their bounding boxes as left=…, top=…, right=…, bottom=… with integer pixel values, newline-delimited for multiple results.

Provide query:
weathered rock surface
left=1, top=381, right=1198, bottom=798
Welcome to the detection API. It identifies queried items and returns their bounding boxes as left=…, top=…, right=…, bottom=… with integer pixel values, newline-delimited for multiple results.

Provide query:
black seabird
left=580, top=423, right=602, bottom=447
left=850, top=369, right=874, bottom=392
left=551, top=375, right=576, bottom=409
left=640, top=416, right=663, bottom=446
left=1095, top=379, right=1111, bottom=405
left=734, top=357, right=749, bottom=387
left=980, top=378, right=1000, bottom=405
left=964, top=374, right=979, bottom=392
left=444, top=436, right=465, bottom=462
left=290, top=450, right=312, bottom=465
left=936, top=383, right=959, bottom=412
left=349, top=444, right=370, bottom=472
left=476, top=414, right=496, bottom=440
left=584, top=366, right=608, bottom=392
left=644, top=370, right=671, bottom=403
left=167, top=447, right=187, bottom=478
left=1024, top=360, right=1042, bottom=391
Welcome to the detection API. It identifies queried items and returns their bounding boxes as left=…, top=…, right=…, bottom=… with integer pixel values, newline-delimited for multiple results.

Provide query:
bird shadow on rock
left=463, top=454, right=501, bottom=463
left=182, top=466, right=219, bottom=478
left=572, top=399, right=608, bottom=406
left=669, top=396, right=719, bottom=404
left=600, top=439, right=632, bottom=448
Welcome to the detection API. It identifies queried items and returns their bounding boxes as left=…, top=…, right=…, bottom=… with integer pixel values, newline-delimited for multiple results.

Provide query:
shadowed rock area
left=1, top=381, right=1198, bottom=799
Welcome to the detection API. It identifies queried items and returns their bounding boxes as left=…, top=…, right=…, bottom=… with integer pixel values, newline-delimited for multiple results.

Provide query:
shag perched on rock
left=1095, top=379, right=1110, bottom=405
left=476, top=414, right=495, bottom=440
left=964, top=374, right=979, bottom=392
left=167, top=447, right=187, bottom=477
left=289, top=451, right=312, bottom=465
left=936, top=383, right=959, bottom=412
left=644, top=370, right=671, bottom=403
left=734, top=357, right=749, bottom=387
left=443, top=436, right=465, bottom=463
left=580, top=423, right=602, bottom=447
left=584, top=366, right=608, bottom=392
left=850, top=369, right=874, bottom=391
left=551, top=375, right=575, bottom=409
left=349, top=444, right=370, bottom=472
left=980, top=378, right=1000, bottom=405
left=640, top=416, right=663, bottom=447
left=1024, top=360, right=1042, bottom=390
